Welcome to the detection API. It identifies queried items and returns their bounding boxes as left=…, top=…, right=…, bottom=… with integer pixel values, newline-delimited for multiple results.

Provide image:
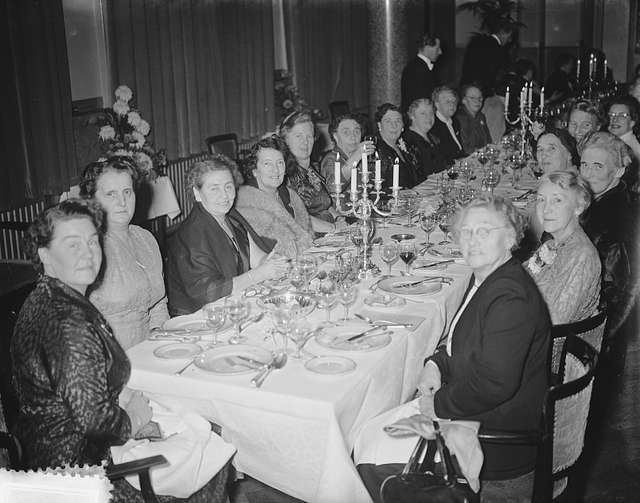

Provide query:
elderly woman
left=606, top=96, right=640, bottom=191
left=526, top=171, right=601, bottom=324
left=580, top=132, right=638, bottom=336
left=278, top=111, right=336, bottom=230
left=165, top=155, right=289, bottom=315
left=79, top=157, right=168, bottom=350
left=375, top=103, right=420, bottom=189
left=236, top=136, right=314, bottom=258
left=429, top=86, right=466, bottom=161
left=12, top=200, right=230, bottom=502
left=402, top=98, right=447, bottom=181
left=455, top=84, right=492, bottom=153
left=356, top=195, right=550, bottom=502
left=567, top=100, right=603, bottom=153
left=319, top=113, right=375, bottom=192
left=535, top=127, right=580, bottom=174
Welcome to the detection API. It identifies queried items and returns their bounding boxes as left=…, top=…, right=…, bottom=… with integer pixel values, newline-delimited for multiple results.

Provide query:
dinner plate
left=153, top=343, right=202, bottom=359
left=363, top=293, right=407, bottom=308
left=425, top=243, right=463, bottom=260
left=377, top=277, right=443, bottom=296
left=305, top=356, right=356, bottom=375
left=193, top=344, right=273, bottom=375
left=163, top=314, right=210, bottom=332
left=315, top=324, right=391, bottom=352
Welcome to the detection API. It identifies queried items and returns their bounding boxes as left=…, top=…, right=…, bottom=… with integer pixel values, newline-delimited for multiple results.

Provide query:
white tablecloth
left=127, top=220, right=471, bottom=503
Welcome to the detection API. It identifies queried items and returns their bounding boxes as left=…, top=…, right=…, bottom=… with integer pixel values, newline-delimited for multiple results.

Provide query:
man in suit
left=430, top=85, right=465, bottom=162
left=460, top=20, right=514, bottom=96
left=401, top=33, right=442, bottom=112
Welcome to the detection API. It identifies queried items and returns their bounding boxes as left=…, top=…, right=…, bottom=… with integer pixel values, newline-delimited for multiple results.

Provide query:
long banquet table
left=126, top=171, right=536, bottom=503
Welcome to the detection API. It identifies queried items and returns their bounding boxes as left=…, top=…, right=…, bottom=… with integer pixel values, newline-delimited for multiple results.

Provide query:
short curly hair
left=277, top=110, right=316, bottom=139
left=582, top=131, right=632, bottom=171
left=79, top=156, right=140, bottom=198
left=186, top=154, right=243, bottom=197
left=374, top=103, right=402, bottom=124
left=328, top=113, right=364, bottom=143
left=406, top=98, right=433, bottom=126
left=453, top=195, right=526, bottom=251
left=431, top=86, right=459, bottom=106
left=242, top=135, right=290, bottom=181
left=23, top=199, right=105, bottom=273
left=540, top=170, right=592, bottom=215
left=569, top=100, right=604, bottom=129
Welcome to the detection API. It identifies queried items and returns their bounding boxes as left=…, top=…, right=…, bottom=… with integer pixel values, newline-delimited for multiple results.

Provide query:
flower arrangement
left=97, top=85, right=167, bottom=180
left=527, top=241, right=557, bottom=275
left=274, top=70, right=326, bottom=123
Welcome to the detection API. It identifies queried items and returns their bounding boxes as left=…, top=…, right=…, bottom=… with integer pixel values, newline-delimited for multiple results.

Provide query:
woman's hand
left=123, top=391, right=153, bottom=435
left=417, top=361, right=442, bottom=397
left=359, top=140, right=376, bottom=157
left=253, top=254, right=290, bottom=282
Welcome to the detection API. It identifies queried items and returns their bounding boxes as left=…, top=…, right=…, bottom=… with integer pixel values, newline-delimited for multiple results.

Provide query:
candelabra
left=331, top=155, right=400, bottom=278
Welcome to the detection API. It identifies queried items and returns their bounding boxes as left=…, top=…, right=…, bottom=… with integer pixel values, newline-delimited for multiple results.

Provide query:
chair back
left=205, top=133, right=238, bottom=161
left=329, top=100, right=350, bottom=122
left=549, top=310, right=606, bottom=382
left=533, top=335, right=599, bottom=502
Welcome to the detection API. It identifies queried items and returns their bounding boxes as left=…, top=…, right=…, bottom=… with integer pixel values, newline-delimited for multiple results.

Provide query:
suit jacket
left=166, top=202, right=275, bottom=315
left=429, top=257, right=551, bottom=480
left=460, top=34, right=507, bottom=96
left=401, top=56, right=438, bottom=111
left=429, top=116, right=465, bottom=162
left=402, top=128, right=447, bottom=180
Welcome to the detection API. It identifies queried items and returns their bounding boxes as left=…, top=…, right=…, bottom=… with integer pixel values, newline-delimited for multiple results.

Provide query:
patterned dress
left=90, top=225, right=169, bottom=350
left=287, top=161, right=334, bottom=222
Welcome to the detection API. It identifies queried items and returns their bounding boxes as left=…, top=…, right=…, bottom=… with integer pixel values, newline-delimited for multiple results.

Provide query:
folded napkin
left=111, top=400, right=236, bottom=498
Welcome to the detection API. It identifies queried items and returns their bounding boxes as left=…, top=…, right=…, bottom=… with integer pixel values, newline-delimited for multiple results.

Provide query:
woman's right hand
left=254, top=255, right=290, bottom=282
left=360, top=140, right=376, bottom=157
left=124, top=391, right=153, bottom=435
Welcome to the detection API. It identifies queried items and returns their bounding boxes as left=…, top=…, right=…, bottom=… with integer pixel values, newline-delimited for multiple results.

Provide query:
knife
left=414, top=259, right=455, bottom=269
left=347, top=326, right=388, bottom=342
left=514, top=189, right=534, bottom=201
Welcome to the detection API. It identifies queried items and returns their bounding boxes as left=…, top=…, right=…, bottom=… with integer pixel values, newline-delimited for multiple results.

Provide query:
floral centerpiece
left=274, top=70, right=326, bottom=123
left=97, top=85, right=167, bottom=181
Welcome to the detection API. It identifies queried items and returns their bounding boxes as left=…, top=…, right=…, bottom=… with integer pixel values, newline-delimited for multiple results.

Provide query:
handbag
left=380, top=421, right=479, bottom=503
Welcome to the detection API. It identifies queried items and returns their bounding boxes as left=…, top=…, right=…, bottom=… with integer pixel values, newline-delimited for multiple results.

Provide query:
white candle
left=527, top=82, right=533, bottom=111
left=540, top=86, right=544, bottom=112
left=589, top=54, right=594, bottom=78
left=520, top=86, right=525, bottom=114
left=392, top=158, right=399, bottom=188
left=576, top=57, right=581, bottom=79
left=334, top=152, right=341, bottom=190
left=374, top=152, right=381, bottom=182
left=504, top=86, right=510, bottom=116
left=350, top=167, right=358, bottom=194
left=361, top=152, right=368, bottom=181
left=603, top=58, right=607, bottom=81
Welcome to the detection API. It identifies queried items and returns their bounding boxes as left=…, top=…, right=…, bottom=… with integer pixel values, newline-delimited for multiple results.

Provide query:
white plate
left=163, top=315, right=209, bottom=332
left=315, top=324, right=392, bottom=352
left=305, top=356, right=356, bottom=375
left=378, top=277, right=443, bottom=296
left=193, top=344, right=273, bottom=375
left=426, top=243, right=463, bottom=260
left=153, top=343, right=202, bottom=359
left=363, top=293, right=406, bottom=308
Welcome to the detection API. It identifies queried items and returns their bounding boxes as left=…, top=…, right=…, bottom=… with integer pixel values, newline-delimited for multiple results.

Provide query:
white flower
left=134, top=152, right=153, bottom=173
left=98, top=125, right=115, bottom=141
left=398, top=138, right=408, bottom=153
left=538, top=243, right=556, bottom=265
left=527, top=260, right=542, bottom=275
left=127, top=111, right=142, bottom=127
left=114, top=85, right=133, bottom=102
left=131, top=131, right=146, bottom=148
left=113, top=100, right=130, bottom=116
left=136, top=120, right=150, bottom=136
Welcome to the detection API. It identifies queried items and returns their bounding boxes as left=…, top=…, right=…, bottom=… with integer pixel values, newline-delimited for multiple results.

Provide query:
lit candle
left=361, top=151, right=368, bottom=181
left=603, top=58, right=607, bottom=81
left=374, top=152, right=381, bottom=183
left=520, top=86, right=525, bottom=114
left=350, top=167, right=358, bottom=195
left=589, top=53, right=594, bottom=78
left=576, top=57, right=581, bottom=79
left=334, top=152, right=341, bottom=190
left=527, top=82, right=533, bottom=111
left=540, top=86, right=544, bottom=112
left=392, top=157, right=399, bottom=188
left=504, top=86, right=510, bottom=117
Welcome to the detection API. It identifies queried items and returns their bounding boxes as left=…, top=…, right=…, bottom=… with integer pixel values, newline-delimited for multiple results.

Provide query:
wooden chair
left=479, top=335, right=599, bottom=503
left=329, top=100, right=350, bottom=121
left=205, top=133, right=239, bottom=161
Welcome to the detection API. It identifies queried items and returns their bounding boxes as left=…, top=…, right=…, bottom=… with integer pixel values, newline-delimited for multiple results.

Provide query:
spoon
left=251, top=351, right=288, bottom=388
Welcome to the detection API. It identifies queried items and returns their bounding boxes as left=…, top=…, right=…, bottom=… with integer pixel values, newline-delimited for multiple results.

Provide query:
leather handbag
left=380, top=421, right=479, bottom=503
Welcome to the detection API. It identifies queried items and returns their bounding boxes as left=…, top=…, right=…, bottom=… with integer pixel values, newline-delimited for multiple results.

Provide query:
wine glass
left=438, top=212, right=454, bottom=242
left=298, top=256, right=317, bottom=292
left=477, top=148, right=489, bottom=171
left=338, top=282, right=359, bottom=322
left=399, top=241, right=416, bottom=274
left=288, top=262, right=305, bottom=291
left=316, top=278, right=339, bottom=326
left=349, top=226, right=364, bottom=255
left=204, top=303, right=226, bottom=346
left=380, top=240, right=399, bottom=275
left=403, top=195, right=422, bottom=227
left=270, top=306, right=295, bottom=352
left=446, top=162, right=459, bottom=181
left=483, top=167, right=501, bottom=195
left=225, top=296, right=250, bottom=344
left=288, top=319, right=313, bottom=359
left=420, top=213, right=437, bottom=246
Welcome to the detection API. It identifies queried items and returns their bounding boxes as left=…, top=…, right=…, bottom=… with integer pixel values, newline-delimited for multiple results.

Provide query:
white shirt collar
left=417, top=53, right=434, bottom=71
left=491, top=34, right=501, bottom=46
left=436, top=110, right=451, bottom=125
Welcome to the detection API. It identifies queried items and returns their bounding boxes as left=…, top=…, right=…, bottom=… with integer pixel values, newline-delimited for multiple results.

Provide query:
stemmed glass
left=420, top=213, right=437, bottom=246
left=316, top=278, right=339, bottom=326
left=403, top=195, right=422, bottom=227
left=459, top=160, right=473, bottom=187
left=511, top=153, right=527, bottom=189
left=338, top=282, right=359, bottom=322
left=270, top=306, right=297, bottom=352
left=483, top=167, right=501, bottom=195
left=399, top=241, right=416, bottom=274
left=204, top=303, right=226, bottom=346
left=225, top=296, right=250, bottom=344
left=380, top=241, right=399, bottom=275
left=349, top=226, right=364, bottom=256
left=288, top=319, right=313, bottom=359
left=438, top=212, right=454, bottom=242
left=297, top=256, right=317, bottom=292
left=476, top=148, right=489, bottom=171
left=288, top=262, right=305, bottom=291
left=446, top=162, right=459, bottom=182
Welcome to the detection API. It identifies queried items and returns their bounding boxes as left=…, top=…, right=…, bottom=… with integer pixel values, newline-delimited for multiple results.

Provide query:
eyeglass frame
left=456, top=225, right=506, bottom=241
left=608, top=112, right=631, bottom=120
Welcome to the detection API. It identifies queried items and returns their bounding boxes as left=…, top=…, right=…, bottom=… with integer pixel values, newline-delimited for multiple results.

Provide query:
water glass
left=483, top=167, right=501, bottom=194
left=404, top=195, right=422, bottom=227
left=316, top=279, right=339, bottom=325
left=338, top=282, right=359, bottom=322
left=297, top=256, right=317, bottom=292
left=288, top=262, right=305, bottom=291
left=204, top=303, right=226, bottom=346
left=270, top=306, right=293, bottom=352
left=225, top=296, right=250, bottom=344
left=289, top=319, right=313, bottom=359
left=380, top=241, right=399, bottom=275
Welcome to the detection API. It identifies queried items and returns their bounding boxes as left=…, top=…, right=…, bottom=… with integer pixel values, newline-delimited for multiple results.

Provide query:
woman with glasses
left=356, top=195, right=550, bottom=502
left=526, top=171, right=601, bottom=324
left=606, top=96, right=640, bottom=192
left=455, top=84, right=492, bottom=153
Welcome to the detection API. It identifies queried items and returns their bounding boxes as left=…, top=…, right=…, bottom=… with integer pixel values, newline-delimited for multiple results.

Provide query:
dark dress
left=460, top=33, right=508, bottom=96
left=376, top=134, right=420, bottom=190
left=401, top=128, right=448, bottom=181
left=166, top=202, right=275, bottom=315
left=287, top=161, right=334, bottom=222
left=429, top=115, right=465, bottom=162
left=401, top=56, right=439, bottom=112
left=454, top=107, right=492, bottom=153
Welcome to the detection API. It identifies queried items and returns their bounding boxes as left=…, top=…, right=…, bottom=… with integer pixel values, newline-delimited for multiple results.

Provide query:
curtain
left=283, top=0, right=368, bottom=116
left=0, top=0, right=75, bottom=211
left=109, top=0, right=275, bottom=160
